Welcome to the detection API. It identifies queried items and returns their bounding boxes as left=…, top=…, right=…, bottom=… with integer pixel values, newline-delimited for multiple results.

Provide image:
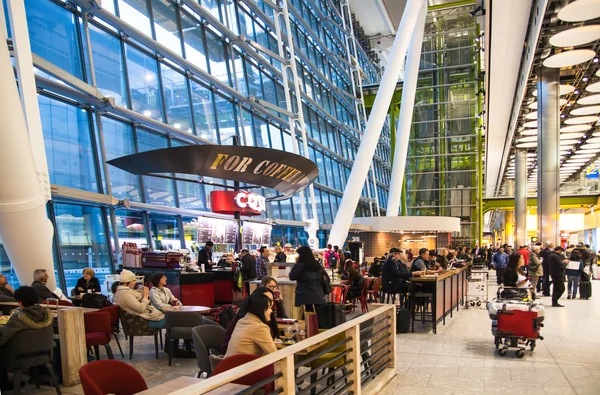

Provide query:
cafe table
left=135, top=376, right=248, bottom=394
left=176, top=305, right=212, bottom=314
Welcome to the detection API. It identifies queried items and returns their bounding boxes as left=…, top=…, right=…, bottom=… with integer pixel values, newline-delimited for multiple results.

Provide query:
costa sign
left=211, top=191, right=265, bottom=215
left=107, top=145, right=318, bottom=197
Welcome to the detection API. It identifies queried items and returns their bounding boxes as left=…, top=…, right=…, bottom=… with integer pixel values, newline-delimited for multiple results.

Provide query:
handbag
left=320, top=269, right=332, bottom=295
left=81, top=293, right=111, bottom=309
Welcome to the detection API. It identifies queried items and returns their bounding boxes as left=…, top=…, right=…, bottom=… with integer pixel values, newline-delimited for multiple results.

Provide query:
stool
left=411, top=292, right=434, bottom=333
left=381, top=291, right=408, bottom=307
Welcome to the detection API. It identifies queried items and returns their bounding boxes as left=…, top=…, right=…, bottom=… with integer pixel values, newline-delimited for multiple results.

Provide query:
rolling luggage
left=580, top=281, right=592, bottom=300
left=396, top=307, right=410, bottom=334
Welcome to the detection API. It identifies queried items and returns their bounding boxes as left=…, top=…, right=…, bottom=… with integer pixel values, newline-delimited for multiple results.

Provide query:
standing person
left=566, top=249, right=584, bottom=300
left=334, top=245, right=343, bottom=263
left=0, top=274, right=15, bottom=299
left=239, top=249, right=257, bottom=295
left=528, top=245, right=543, bottom=296
left=547, top=246, right=567, bottom=307
left=493, top=247, right=508, bottom=285
left=540, top=241, right=554, bottom=296
left=323, top=244, right=340, bottom=270
left=197, top=241, right=214, bottom=271
left=274, top=246, right=287, bottom=263
left=517, top=246, right=530, bottom=268
left=289, top=246, right=325, bottom=311
left=255, top=246, right=270, bottom=280
left=74, top=268, right=101, bottom=295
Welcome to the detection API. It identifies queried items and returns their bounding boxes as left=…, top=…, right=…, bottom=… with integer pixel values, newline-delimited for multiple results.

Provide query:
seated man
left=0, top=286, right=53, bottom=347
left=31, top=269, right=60, bottom=302
left=411, top=248, right=443, bottom=274
left=0, top=274, right=16, bottom=301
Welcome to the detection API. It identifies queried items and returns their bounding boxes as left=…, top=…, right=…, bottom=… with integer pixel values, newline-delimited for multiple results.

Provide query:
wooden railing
left=171, top=304, right=396, bottom=395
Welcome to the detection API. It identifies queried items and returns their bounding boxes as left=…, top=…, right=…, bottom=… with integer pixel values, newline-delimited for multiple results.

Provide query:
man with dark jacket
left=31, top=269, right=59, bottom=302
left=540, top=241, right=554, bottom=296
left=547, top=246, right=567, bottom=307
left=382, top=248, right=422, bottom=300
left=239, top=249, right=257, bottom=295
left=0, top=274, right=15, bottom=300
left=197, top=241, right=214, bottom=271
left=493, top=247, right=508, bottom=285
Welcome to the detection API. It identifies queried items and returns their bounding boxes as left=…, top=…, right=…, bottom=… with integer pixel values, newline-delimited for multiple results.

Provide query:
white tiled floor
left=380, top=275, right=600, bottom=395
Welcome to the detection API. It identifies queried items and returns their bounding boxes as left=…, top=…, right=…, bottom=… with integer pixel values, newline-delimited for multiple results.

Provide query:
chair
left=79, top=360, right=147, bottom=395
left=165, top=311, right=204, bottom=366
left=84, top=311, right=114, bottom=360
left=98, top=306, right=124, bottom=358
left=304, top=329, right=348, bottom=395
left=366, top=276, right=382, bottom=303
left=191, top=324, right=226, bottom=377
left=0, top=326, right=61, bottom=395
left=211, top=354, right=274, bottom=394
left=118, top=308, right=160, bottom=360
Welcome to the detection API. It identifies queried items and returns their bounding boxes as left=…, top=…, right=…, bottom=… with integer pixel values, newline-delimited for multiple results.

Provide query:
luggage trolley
left=465, top=258, right=488, bottom=308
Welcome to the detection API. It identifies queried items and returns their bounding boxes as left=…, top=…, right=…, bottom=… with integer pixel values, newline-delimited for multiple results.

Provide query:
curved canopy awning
left=107, top=145, right=319, bottom=197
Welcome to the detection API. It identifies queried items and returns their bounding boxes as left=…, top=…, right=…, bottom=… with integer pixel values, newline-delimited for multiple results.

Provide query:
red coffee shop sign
left=210, top=191, right=266, bottom=216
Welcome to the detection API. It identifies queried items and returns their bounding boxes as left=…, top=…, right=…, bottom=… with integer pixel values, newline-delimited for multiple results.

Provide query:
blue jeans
left=148, top=318, right=166, bottom=329
left=567, top=275, right=580, bottom=297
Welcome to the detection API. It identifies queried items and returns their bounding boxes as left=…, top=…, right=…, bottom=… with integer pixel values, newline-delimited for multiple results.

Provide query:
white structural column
left=0, top=26, right=56, bottom=289
left=514, top=148, right=527, bottom=247
left=386, top=1, right=427, bottom=216
left=328, top=0, right=425, bottom=247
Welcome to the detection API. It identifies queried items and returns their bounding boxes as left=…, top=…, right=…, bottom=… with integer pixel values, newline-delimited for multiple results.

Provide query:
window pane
left=190, top=80, right=218, bottom=142
left=180, top=11, right=208, bottom=71
left=151, top=0, right=182, bottom=56
left=148, top=214, right=181, bottom=250
left=206, top=30, right=229, bottom=83
left=54, top=204, right=111, bottom=295
left=117, top=0, right=152, bottom=38
left=137, top=129, right=176, bottom=206
left=0, top=237, right=19, bottom=288
left=115, top=209, right=148, bottom=247
left=39, top=96, right=98, bottom=192
left=161, top=63, right=193, bottom=133
left=102, top=116, right=141, bottom=202
left=126, top=44, right=164, bottom=121
left=87, top=24, right=129, bottom=107
left=26, top=0, right=83, bottom=78
left=215, top=96, right=237, bottom=144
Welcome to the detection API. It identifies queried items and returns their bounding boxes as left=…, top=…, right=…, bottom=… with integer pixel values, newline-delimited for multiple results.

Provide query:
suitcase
left=580, top=281, right=592, bottom=300
left=396, top=307, right=410, bottom=334
left=316, top=303, right=346, bottom=329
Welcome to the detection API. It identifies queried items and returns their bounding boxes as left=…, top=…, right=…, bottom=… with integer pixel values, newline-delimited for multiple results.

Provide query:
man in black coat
left=31, top=269, right=59, bottom=302
left=540, top=241, right=554, bottom=296
left=197, top=241, right=214, bottom=271
left=239, top=249, right=257, bottom=294
left=381, top=248, right=422, bottom=302
left=547, top=246, right=567, bottom=307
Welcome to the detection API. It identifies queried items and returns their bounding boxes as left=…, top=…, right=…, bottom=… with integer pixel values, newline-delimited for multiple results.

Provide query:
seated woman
left=340, top=259, right=353, bottom=281
left=0, top=286, right=53, bottom=347
left=74, top=267, right=101, bottom=295
left=260, top=276, right=287, bottom=318
left=501, top=254, right=530, bottom=300
left=224, top=293, right=278, bottom=358
left=368, top=258, right=382, bottom=277
left=149, top=272, right=182, bottom=312
left=346, top=268, right=365, bottom=300
left=113, top=269, right=165, bottom=329
left=221, top=287, right=280, bottom=354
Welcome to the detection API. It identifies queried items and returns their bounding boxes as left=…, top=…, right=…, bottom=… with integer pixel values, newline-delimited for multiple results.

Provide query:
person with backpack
left=239, top=249, right=257, bottom=295
left=528, top=245, right=543, bottom=296
left=323, top=244, right=339, bottom=270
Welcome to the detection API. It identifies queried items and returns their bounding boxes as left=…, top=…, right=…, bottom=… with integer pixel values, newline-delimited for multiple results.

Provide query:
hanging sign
left=211, top=191, right=266, bottom=216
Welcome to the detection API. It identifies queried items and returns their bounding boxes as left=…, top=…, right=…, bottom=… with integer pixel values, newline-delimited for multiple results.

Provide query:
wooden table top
left=410, top=264, right=471, bottom=283
left=135, top=376, right=247, bottom=394
left=0, top=302, right=98, bottom=313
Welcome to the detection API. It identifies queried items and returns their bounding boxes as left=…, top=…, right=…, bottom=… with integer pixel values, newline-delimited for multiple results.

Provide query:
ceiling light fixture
left=543, top=49, right=596, bottom=68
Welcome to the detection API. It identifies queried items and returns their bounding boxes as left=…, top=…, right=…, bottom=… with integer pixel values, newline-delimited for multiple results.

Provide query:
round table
left=176, top=306, right=211, bottom=314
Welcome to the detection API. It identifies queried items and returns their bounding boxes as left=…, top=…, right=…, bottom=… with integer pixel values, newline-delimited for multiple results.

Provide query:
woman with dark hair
left=289, top=246, right=326, bottom=310
left=346, top=268, right=365, bottom=300
left=221, top=287, right=280, bottom=354
left=149, top=272, right=181, bottom=312
left=566, top=249, right=584, bottom=299
left=224, top=293, right=277, bottom=357
left=260, top=276, right=287, bottom=318
left=504, top=254, right=528, bottom=288
left=340, top=259, right=353, bottom=281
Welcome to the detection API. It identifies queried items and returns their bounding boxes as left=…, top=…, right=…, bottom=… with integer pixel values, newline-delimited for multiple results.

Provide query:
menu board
left=242, top=222, right=272, bottom=246
left=197, top=217, right=238, bottom=244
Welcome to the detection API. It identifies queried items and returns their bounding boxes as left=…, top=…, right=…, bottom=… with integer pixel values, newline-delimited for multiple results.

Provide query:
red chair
left=367, top=276, right=382, bottom=303
left=84, top=311, right=114, bottom=360
left=211, top=354, right=275, bottom=393
left=79, top=360, right=147, bottom=395
left=98, top=306, right=124, bottom=358
left=348, top=279, right=370, bottom=314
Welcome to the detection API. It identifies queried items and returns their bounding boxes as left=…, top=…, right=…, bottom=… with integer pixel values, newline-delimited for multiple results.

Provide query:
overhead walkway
left=482, top=194, right=600, bottom=214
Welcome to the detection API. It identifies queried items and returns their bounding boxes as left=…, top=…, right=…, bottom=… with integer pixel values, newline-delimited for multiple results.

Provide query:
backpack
left=210, top=304, right=238, bottom=329
left=327, top=251, right=338, bottom=269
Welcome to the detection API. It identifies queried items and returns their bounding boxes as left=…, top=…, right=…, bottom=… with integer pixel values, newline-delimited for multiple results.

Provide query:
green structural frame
left=363, top=0, right=481, bottom=246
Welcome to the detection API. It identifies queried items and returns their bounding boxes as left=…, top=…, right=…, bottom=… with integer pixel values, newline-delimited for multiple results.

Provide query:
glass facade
left=4, top=0, right=390, bottom=290
left=405, top=5, right=481, bottom=245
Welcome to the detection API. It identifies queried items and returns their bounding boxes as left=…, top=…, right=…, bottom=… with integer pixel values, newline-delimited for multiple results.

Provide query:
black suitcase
left=580, top=281, right=592, bottom=300
left=316, top=303, right=346, bottom=329
left=396, top=307, right=410, bottom=333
